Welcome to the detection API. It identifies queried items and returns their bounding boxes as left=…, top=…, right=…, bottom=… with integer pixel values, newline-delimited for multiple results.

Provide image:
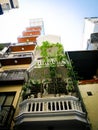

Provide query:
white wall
left=82, top=19, right=95, bottom=49
left=93, top=23, right=98, bottom=32
left=37, top=35, right=61, bottom=46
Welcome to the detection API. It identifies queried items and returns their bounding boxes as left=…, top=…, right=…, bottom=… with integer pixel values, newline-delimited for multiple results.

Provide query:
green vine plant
left=37, top=41, right=77, bottom=95
left=22, top=41, right=78, bottom=99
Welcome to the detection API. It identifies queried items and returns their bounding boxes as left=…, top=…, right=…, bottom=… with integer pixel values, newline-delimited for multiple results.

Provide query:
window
left=87, top=91, right=93, bottom=96
left=0, top=92, right=16, bottom=106
left=0, top=92, right=16, bottom=126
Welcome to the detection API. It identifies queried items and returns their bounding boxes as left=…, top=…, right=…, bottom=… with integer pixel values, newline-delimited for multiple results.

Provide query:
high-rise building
left=82, top=17, right=98, bottom=50
left=17, top=18, right=44, bottom=44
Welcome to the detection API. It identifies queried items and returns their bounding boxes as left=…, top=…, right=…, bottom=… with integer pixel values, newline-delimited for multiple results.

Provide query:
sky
left=0, top=0, right=98, bottom=51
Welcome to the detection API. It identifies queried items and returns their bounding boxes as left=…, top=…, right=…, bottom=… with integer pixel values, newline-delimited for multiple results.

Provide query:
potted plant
left=22, top=79, right=42, bottom=99
left=22, top=81, right=32, bottom=100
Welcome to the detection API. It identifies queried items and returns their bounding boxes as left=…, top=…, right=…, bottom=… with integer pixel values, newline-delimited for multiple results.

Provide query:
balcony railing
left=0, top=105, right=15, bottom=129
left=0, top=70, right=25, bottom=81
left=35, top=59, right=63, bottom=68
left=20, top=96, right=83, bottom=113
left=27, top=58, right=64, bottom=73
left=15, top=96, right=87, bottom=125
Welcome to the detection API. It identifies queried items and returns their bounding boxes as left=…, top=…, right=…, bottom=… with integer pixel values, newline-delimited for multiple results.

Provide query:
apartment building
left=82, top=17, right=98, bottom=50
left=14, top=35, right=90, bottom=130
left=68, top=50, right=98, bottom=130
left=87, top=32, right=98, bottom=50
left=0, top=19, right=91, bottom=130
left=0, top=18, right=43, bottom=130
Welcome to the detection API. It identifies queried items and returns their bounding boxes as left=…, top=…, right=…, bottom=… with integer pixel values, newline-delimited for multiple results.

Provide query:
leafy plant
left=32, top=41, right=78, bottom=96
left=0, top=44, right=4, bottom=50
left=37, top=41, right=68, bottom=94
left=22, top=79, right=42, bottom=99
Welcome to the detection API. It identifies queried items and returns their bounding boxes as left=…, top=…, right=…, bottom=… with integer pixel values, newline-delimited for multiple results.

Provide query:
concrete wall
left=78, top=83, right=98, bottom=130
left=37, top=35, right=61, bottom=46
left=82, top=19, right=95, bottom=49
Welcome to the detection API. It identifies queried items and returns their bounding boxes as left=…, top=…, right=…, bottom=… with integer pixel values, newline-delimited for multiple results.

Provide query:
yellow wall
left=0, top=64, right=30, bottom=71
left=78, top=83, right=98, bottom=130
left=0, top=85, right=22, bottom=108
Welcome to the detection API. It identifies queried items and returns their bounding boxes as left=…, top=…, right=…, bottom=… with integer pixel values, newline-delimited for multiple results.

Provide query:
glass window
left=0, top=92, right=16, bottom=106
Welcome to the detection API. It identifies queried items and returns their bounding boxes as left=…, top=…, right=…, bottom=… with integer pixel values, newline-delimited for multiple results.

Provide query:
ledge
left=79, top=79, right=98, bottom=85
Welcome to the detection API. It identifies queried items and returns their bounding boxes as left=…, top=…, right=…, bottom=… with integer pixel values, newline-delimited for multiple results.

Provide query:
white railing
left=27, top=60, right=63, bottom=72
left=19, top=96, right=83, bottom=115
left=35, top=59, right=63, bottom=68
left=27, top=58, right=63, bottom=72
left=15, top=96, right=88, bottom=125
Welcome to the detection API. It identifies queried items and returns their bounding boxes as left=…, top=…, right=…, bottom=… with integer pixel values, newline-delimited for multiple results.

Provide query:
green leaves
left=0, top=44, right=5, bottom=50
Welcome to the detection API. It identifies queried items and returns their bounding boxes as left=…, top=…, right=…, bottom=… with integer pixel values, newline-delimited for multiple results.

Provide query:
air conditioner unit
left=0, top=0, right=19, bottom=15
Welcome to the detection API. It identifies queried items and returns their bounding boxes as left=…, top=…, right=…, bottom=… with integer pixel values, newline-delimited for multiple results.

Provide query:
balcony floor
left=14, top=118, right=89, bottom=130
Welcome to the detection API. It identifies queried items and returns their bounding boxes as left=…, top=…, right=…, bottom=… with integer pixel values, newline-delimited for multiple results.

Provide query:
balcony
left=9, top=43, right=36, bottom=52
left=0, top=105, right=15, bottom=130
left=17, top=36, right=38, bottom=43
left=15, top=96, right=89, bottom=130
left=22, top=30, right=41, bottom=36
left=0, top=55, right=32, bottom=66
left=27, top=58, right=64, bottom=73
left=26, top=26, right=41, bottom=31
left=0, top=70, right=25, bottom=84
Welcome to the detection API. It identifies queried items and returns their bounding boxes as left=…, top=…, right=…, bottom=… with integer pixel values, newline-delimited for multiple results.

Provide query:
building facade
left=0, top=19, right=43, bottom=130
left=87, top=33, right=98, bottom=50
left=82, top=17, right=98, bottom=50
left=68, top=50, right=98, bottom=130
left=14, top=40, right=90, bottom=129
left=79, top=81, right=98, bottom=130
left=0, top=19, right=91, bottom=130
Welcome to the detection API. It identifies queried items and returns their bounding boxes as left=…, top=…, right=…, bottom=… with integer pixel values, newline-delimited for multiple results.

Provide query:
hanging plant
left=37, top=41, right=67, bottom=94
left=36, top=41, right=78, bottom=95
